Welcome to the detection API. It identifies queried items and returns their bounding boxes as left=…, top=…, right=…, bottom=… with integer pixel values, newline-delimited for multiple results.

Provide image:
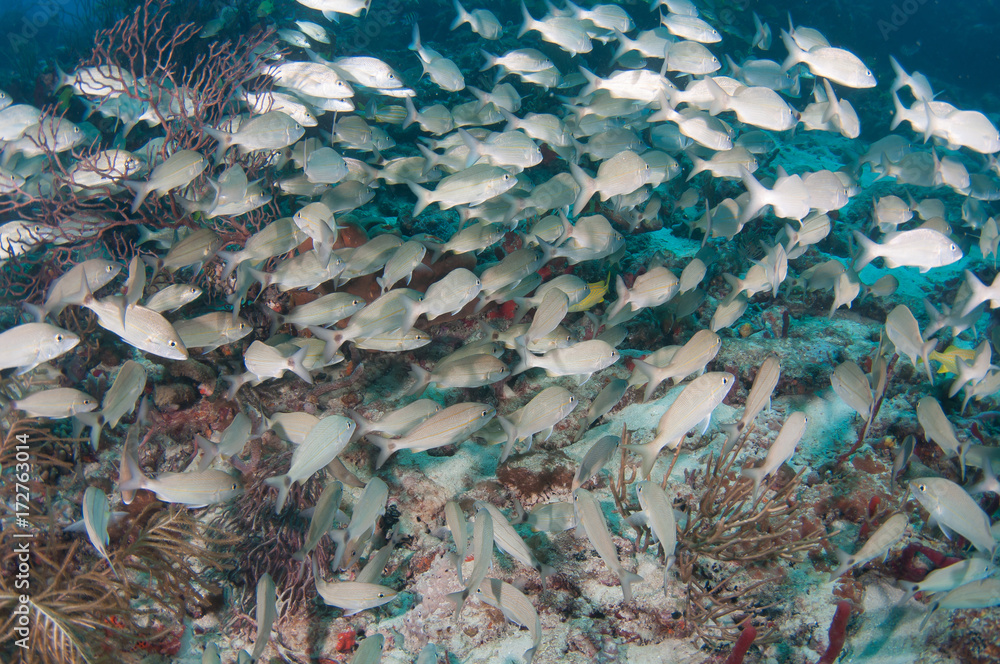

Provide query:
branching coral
left=0, top=484, right=238, bottom=663
left=611, top=420, right=828, bottom=649
left=0, top=0, right=281, bottom=303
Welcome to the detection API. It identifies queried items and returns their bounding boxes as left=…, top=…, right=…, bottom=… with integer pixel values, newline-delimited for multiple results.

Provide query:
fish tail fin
left=741, top=467, right=766, bottom=502
left=408, top=22, right=422, bottom=51
left=889, top=90, right=907, bottom=131
left=705, top=77, right=729, bottom=116
left=578, top=65, right=600, bottom=97
left=287, top=345, right=314, bottom=384
left=919, top=339, right=936, bottom=385
left=459, top=128, right=484, bottom=169
left=345, top=408, right=371, bottom=442
left=720, top=422, right=742, bottom=456
left=569, top=161, right=596, bottom=217
left=497, top=415, right=517, bottom=462
left=262, top=305, right=283, bottom=337
left=610, top=29, right=632, bottom=63
left=264, top=474, right=291, bottom=513
left=118, top=449, right=147, bottom=493
left=686, top=154, right=707, bottom=181
left=631, top=360, right=661, bottom=403
left=215, top=249, right=242, bottom=280
left=778, top=29, right=804, bottom=71
left=957, top=442, right=970, bottom=484
left=605, top=274, right=630, bottom=321
left=518, top=0, right=535, bottom=38
left=511, top=297, right=533, bottom=324
left=74, top=411, right=104, bottom=451
left=739, top=166, right=770, bottom=225
left=511, top=342, right=533, bottom=376
left=828, top=548, right=854, bottom=581
left=851, top=230, right=877, bottom=271
left=452, top=0, right=471, bottom=30
left=307, top=325, right=344, bottom=364
left=624, top=443, right=659, bottom=479
left=619, top=570, right=643, bottom=603
left=402, top=95, right=419, bottom=130
left=961, top=270, right=990, bottom=318
left=406, top=180, right=433, bottom=217
left=539, top=563, right=557, bottom=590
left=22, top=301, right=47, bottom=324
left=202, top=126, right=231, bottom=165
left=479, top=49, right=498, bottom=72
left=445, top=588, right=469, bottom=618
left=367, top=434, right=394, bottom=469
left=405, top=363, right=430, bottom=397
left=123, top=180, right=151, bottom=214
left=223, top=373, right=248, bottom=400
left=194, top=434, right=219, bottom=471
left=896, top=580, right=918, bottom=605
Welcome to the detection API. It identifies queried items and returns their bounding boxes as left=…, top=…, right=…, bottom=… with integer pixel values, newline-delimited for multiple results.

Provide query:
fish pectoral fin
left=696, top=414, right=712, bottom=436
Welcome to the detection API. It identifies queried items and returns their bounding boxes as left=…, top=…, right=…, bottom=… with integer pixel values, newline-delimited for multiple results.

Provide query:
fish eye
left=482, top=410, right=488, bottom=417
left=169, top=340, right=177, bottom=347
left=55, top=334, right=63, bottom=342
left=377, top=592, right=385, bottom=598
left=918, top=483, right=926, bottom=492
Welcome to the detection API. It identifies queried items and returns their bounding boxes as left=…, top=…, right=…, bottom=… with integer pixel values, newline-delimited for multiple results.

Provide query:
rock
left=154, top=383, right=196, bottom=411
left=168, top=359, right=217, bottom=384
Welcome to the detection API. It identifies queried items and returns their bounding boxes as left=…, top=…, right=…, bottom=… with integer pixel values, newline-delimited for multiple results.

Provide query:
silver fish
left=406, top=354, right=509, bottom=396
left=909, top=478, right=995, bottom=556
left=573, top=433, right=619, bottom=490
left=312, top=559, right=396, bottom=616
left=475, top=577, right=542, bottom=664
left=573, top=488, right=643, bottom=602
left=475, top=501, right=556, bottom=587
left=627, top=372, right=734, bottom=477
left=629, top=480, right=677, bottom=594
left=853, top=229, right=962, bottom=273
left=497, top=386, right=578, bottom=461
left=513, top=339, right=619, bottom=385
left=144, top=284, right=201, bottom=313
left=252, top=573, right=277, bottom=661
left=580, top=380, right=628, bottom=434
left=829, top=512, right=907, bottom=580
left=721, top=354, right=779, bottom=452
left=632, top=330, right=721, bottom=402
left=334, top=477, right=388, bottom=570
left=741, top=411, right=808, bottom=501
left=264, top=415, right=355, bottom=513
left=124, top=149, right=208, bottom=213
left=120, top=454, right=243, bottom=507
left=348, top=399, right=442, bottom=441
left=173, top=312, right=251, bottom=353
left=82, top=486, right=114, bottom=571
left=10, top=387, right=97, bottom=419
left=368, top=402, right=495, bottom=468
left=447, top=505, right=493, bottom=617
left=526, top=501, right=577, bottom=533
left=885, top=304, right=935, bottom=383
left=292, top=481, right=343, bottom=561
left=0, top=323, right=79, bottom=375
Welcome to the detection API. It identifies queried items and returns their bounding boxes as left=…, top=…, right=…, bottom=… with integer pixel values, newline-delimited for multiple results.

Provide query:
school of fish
left=2, top=0, right=1000, bottom=661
